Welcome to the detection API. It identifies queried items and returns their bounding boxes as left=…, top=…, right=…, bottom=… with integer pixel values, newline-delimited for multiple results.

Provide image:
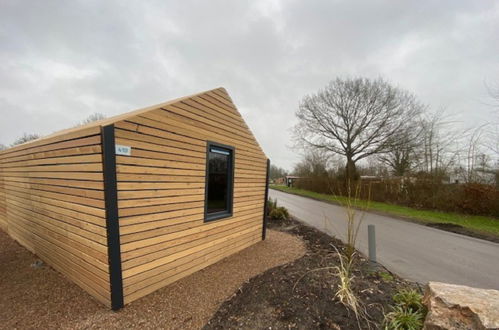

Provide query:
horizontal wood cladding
left=116, top=88, right=267, bottom=304
left=0, top=130, right=111, bottom=306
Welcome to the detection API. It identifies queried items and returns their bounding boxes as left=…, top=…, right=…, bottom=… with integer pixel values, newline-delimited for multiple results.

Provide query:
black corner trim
left=262, top=158, right=270, bottom=240
left=101, top=124, right=124, bottom=310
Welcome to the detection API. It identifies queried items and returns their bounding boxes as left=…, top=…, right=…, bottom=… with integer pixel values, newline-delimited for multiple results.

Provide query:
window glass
left=206, top=145, right=233, bottom=219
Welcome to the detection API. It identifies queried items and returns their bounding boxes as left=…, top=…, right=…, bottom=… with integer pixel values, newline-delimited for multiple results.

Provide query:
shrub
left=392, top=289, right=424, bottom=313
left=269, top=206, right=289, bottom=220
left=266, top=198, right=277, bottom=216
left=384, top=288, right=426, bottom=330
left=384, top=305, right=424, bottom=330
left=294, top=176, right=499, bottom=217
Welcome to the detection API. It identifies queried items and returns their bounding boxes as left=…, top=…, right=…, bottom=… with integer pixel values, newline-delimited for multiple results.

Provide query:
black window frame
left=204, top=141, right=235, bottom=222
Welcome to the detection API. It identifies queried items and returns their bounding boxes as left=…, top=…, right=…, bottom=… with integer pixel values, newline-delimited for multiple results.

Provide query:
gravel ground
left=0, top=229, right=305, bottom=329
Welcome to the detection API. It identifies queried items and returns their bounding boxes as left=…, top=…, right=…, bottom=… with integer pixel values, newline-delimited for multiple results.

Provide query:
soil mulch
left=0, top=229, right=305, bottom=330
left=204, top=217, right=419, bottom=330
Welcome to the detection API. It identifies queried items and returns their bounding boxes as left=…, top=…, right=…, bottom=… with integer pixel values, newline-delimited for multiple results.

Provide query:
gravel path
left=0, top=229, right=305, bottom=329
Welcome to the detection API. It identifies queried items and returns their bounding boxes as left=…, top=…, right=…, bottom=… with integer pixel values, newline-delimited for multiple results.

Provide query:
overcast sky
left=1, top=0, right=498, bottom=170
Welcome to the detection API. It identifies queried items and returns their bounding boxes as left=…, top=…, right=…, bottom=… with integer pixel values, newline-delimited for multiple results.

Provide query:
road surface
left=269, top=189, right=499, bottom=289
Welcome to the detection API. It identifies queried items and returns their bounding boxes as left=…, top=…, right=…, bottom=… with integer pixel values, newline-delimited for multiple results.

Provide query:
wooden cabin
left=0, top=88, right=270, bottom=309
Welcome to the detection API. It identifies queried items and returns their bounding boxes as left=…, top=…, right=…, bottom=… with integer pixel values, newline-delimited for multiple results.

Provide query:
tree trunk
left=345, top=158, right=358, bottom=184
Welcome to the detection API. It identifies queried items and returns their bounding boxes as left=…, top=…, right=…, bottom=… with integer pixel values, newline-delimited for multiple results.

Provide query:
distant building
left=285, top=175, right=301, bottom=187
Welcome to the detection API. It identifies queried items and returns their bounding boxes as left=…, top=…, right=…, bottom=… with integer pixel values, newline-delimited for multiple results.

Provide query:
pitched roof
left=1, top=87, right=237, bottom=154
left=33, top=87, right=228, bottom=144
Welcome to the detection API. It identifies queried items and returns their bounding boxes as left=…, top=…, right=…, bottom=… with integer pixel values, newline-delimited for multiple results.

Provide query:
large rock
left=423, top=282, right=499, bottom=330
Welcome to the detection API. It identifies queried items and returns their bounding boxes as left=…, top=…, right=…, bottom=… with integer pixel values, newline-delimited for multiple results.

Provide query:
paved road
left=269, top=189, right=499, bottom=289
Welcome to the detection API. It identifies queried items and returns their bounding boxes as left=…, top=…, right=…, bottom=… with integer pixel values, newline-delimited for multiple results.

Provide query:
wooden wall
left=0, top=127, right=111, bottom=306
left=115, top=88, right=267, bottom=304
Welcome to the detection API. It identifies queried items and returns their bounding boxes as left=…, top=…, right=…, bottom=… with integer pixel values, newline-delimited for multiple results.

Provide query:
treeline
left=285, top=77, right=499, bottom=217
left=294, top=174, right=499, bottom=217
left=0, top=113, right=106, bottom=150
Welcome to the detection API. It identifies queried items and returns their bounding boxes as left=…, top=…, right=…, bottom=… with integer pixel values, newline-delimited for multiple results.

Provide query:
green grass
left=270, top=185, right=499, bottom=237
left=378, top=271, right=395, bottom=282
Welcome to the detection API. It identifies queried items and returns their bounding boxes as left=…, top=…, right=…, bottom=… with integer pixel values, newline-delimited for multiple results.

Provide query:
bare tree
left=292, top=149, right=330, bottom=177
left=294, top=77, right=423, bottom=182
left=0, top=144, right=6, bottom=151
left=77, top=112, right=106, bottom=126
left=456, top=125, right=490, bottom=183
left=11, top=133, right=40, bottom=146
left=418, top=110, right=461, bottom=179
left=486, top=83, right=499, bottom=187
left=378, top=123, right=423, bottom=176
left=269, top=164, right=288, bottom=180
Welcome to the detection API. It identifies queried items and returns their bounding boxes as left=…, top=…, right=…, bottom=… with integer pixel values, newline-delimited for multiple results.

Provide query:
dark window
left=205, top=142, right=234, bottom=221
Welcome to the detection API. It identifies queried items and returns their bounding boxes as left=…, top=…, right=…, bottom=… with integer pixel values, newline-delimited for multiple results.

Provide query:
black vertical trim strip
left=262, top=158, right=270, bottom=240
left=101, top=124, right=124, bottom=310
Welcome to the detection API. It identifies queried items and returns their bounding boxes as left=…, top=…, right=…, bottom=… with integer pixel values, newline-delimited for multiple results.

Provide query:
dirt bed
left=204, top=217, right=419, bottom=329
left=0, top=229, right=305, bottom=329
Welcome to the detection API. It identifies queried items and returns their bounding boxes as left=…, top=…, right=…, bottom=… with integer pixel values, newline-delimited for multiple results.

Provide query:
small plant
left=269, top=206, right=289, bottom=220
left=333, top=249, right=359, bottom=316
left=384, top=288, right=426, bottom=330
left=392, top=289, right=424, bottom=312
left=378, top=271, right=394, bottom=282
left=266, top=198, right=277, bottom=216
left=383, top=305, right=424, bottom=330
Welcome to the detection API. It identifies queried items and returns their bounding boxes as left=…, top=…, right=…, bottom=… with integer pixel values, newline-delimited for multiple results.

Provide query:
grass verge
left=270, top=185, right=499, bottom=237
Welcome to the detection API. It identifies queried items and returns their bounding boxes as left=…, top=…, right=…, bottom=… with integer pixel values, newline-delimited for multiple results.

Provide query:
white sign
left=115, top=144, right=132, bottom=156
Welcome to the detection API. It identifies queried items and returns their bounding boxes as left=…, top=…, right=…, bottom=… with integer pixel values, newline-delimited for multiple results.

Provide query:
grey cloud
left=1, top=0, right=498, bottom=170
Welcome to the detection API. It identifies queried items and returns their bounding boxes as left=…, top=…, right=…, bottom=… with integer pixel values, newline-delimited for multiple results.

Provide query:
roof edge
left=0, top=87, right=227, bottom=155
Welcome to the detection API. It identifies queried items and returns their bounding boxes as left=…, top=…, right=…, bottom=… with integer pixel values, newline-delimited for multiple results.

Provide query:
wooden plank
left=5, top=192, right=106, bottom=227
left=115, top=137, right=204, bottom=159
left=116, top=165, right=203, bottom=176
left=2, top=171, right=103, bottom=181
left=118, top=188, right=204, bottom=200
left=139, top=109, right=258, bottom=153
left=115, top=129, right=205, bottom=153
left=123, top=232, right=260, bottom=303
left=3, top=181, right=104, bottom=199
left=121, top=215, right=260, bottom=255
left=120, top=117, right=205, bottom=146
left=7, top=217, right=108, bottom=275
left=162, top=103, right=255, bottom=143
left=116, top=155, right=204, bottom=170
left=0, top=154, right=102, bottom=168
left=118, top=200, right=204, bottom=218
left=118, top=194, right=204, bottom=208
left=0, top=145, right=101, bottom=165
left=1, top=163, right=102, bottom=172
left=117, top=173, right=204, bottom=183
left=12, top=226, right=111, bottom=305
left=124, top=230, right=260, bottom=296
left=6, top=206, right=107, bottom=254
left=120, top=213, right=203, bottom=235
left=118, top=181, right=204, bottom=190
left=3, top=177, right=104, bottom=190
left=116, top=147, right=204, bottom=164
left=141, top=111, right=264, bottom=157
left=120, top=211, right=260, bottom=247
left=119, top=207, right=203, bottom=226
left=4, top=184, right=105, bottom=208
left=5, top=188, right=105, bottom=217
left=123, top=223, right=260, bottom=279
left=0, top=133, right=101, bottom=161
left=120, top=216, right=257, bottom=269
left=5, top=198, right=106, bottom=239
